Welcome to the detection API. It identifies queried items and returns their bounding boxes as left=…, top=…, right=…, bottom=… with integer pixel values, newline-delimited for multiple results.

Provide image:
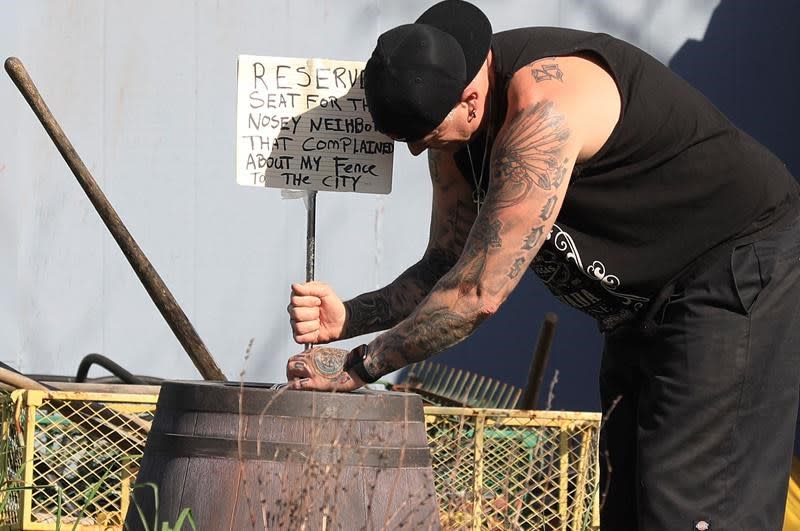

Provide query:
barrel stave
left=126, top=383, right=440, bottom=530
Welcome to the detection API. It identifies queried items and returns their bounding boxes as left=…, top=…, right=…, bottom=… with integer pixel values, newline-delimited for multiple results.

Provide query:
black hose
left=75, top=353, right=145, bottom=385
left=86, top=374, right=164, bottom=385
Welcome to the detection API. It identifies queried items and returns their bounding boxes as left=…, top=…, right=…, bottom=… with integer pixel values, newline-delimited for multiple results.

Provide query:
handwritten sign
left=236, top=55, right=394, bottom=194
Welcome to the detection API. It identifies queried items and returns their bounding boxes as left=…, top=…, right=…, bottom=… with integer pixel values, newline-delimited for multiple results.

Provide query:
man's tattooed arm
left=362, top=100, right=577, bottom=378
left=342, top=247, right=457, bottom=337
left=341, top=149, right=476, bottom=338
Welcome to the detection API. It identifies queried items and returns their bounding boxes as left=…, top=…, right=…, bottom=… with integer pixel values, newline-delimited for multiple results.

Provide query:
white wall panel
left=0, top=0, right=21, bottom=370
left=99, top=2, right=201, bottom=378
left=8, top=0, right=776, bottom=399
left=2, top=1, right=106, bottom=374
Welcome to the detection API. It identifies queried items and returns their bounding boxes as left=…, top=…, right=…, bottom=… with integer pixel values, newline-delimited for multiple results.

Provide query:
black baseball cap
left=364, top=0, right=492, bottom=141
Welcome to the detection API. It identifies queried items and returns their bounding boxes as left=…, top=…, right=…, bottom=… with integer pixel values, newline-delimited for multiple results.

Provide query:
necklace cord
left=466, top=95, right=492, bottom=213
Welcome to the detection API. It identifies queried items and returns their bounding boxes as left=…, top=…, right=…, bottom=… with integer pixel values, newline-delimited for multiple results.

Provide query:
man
left=285, top=1, right=800, bottom=529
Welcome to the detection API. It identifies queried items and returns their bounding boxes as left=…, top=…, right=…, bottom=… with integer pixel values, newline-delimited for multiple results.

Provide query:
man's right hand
left=288, top=281, right=346, bottom=344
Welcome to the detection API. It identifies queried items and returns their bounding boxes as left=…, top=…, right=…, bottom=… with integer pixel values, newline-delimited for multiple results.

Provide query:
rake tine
left=419, top=360, right=433, bottom=385
left=482, top=379, right=500, bottom=408
left=438, top=367, right=456, bottom=397
left=470, top=376, right=486, bottom=406
left=501, top=385, right=518, bottom=409
left=444, top=370, right=464, bottom=401
left=428, top=365, right=441, bottom=394
left=425, top=363, right=442, bottom=391
left=460, top=374, right=478, bottom=406
left=495, top=384, right=512, bottom=410
left=510, top=388, right=522, bottom=409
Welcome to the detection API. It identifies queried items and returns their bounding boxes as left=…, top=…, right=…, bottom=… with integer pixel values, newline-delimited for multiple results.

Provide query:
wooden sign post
left=235, top=56, right=394, bottom=294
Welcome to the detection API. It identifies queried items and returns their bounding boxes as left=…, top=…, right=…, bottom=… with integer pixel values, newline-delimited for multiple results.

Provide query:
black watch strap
left=344, top=344, right=379, bottom=384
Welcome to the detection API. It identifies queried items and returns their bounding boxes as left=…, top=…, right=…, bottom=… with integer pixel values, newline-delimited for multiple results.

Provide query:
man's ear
left=461, top=87, right=479, bottom=104
left=461, top=87, right=480, bottom=113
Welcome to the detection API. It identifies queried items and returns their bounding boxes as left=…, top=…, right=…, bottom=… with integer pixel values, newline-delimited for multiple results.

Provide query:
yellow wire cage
left=0, top=389, right=157, bottom=531
left=426, top=407, right=600, bottom=531
left=1, top=389, right=601, bottom=531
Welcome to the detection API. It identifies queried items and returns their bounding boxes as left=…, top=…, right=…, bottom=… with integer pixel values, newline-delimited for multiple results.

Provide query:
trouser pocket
left=731, top=238, right=776, bottom=314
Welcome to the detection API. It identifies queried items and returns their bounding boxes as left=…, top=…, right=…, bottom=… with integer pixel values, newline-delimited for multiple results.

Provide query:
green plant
left=127, top=483, right=196, bottom=531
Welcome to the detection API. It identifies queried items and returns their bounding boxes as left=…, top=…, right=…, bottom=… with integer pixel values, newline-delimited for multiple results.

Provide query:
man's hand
left=288, top=281, right=346, bottom=344
left=285, top=346, right=364, bottom=391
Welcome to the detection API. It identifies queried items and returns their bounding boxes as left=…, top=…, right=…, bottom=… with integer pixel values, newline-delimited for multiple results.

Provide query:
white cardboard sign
left=236, top=55, right=394, bottom=194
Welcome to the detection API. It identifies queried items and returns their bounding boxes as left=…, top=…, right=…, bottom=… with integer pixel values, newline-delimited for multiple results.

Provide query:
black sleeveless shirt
left=454, top=28, right=800, bottom=331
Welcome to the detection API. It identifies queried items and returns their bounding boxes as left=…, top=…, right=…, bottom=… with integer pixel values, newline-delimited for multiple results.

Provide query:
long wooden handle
left=0, top=366, right=49, bottom=391
left=5, top=57, right=226, bottom=381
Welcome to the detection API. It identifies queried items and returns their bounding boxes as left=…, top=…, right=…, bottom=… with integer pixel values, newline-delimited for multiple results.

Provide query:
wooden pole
left=520, top=312, right=558, bottom=409
left=5, top=57, right=226, bottom=381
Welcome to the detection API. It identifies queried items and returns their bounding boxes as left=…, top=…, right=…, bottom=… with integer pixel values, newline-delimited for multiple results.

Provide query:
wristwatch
left=344, top=344, right=379, bottom=384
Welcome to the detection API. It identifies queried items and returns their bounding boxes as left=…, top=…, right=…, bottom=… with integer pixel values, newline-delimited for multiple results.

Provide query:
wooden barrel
left=125, top=381, right=440, bottom=530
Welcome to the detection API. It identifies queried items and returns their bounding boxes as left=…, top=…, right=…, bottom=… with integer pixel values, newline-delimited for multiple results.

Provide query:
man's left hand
left=285, top=346, right=364, bottom=392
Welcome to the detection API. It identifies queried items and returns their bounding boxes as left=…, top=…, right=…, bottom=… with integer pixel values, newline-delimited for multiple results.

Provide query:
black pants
left=600, top=217, right=800, bottom=531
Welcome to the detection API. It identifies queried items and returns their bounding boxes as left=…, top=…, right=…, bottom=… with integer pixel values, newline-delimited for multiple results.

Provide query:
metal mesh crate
left=1, top=390, right=599, bottom=530
left=0, top=389, right=157, bottom=530
left=425, top=407, right=601, bottom=531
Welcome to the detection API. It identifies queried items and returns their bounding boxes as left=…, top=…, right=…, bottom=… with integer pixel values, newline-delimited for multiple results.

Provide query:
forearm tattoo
left=342, top=247, right=458, bottom=337
left=341, top=152, right=473, bottom=339
left=507, top=257, right=527, bottom=279
left=522, top=225, right=545, bottom=251
left=364, top=101, right=571, bottom=377
left=540, top=195, right=557, bottom=220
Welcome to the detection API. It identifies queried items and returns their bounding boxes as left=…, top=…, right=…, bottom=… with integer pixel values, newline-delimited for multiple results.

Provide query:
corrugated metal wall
left=2, top=1, right=795, bottom=409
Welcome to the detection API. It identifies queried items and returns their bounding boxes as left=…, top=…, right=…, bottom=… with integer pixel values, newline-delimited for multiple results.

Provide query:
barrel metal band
left=158, top=384, right=425, bottom=422
left=147, top=433, right=433, bottom=468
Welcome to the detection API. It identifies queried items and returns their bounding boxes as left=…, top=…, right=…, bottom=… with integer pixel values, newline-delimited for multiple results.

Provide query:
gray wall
left=5, top=1, right=791, bottom=409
